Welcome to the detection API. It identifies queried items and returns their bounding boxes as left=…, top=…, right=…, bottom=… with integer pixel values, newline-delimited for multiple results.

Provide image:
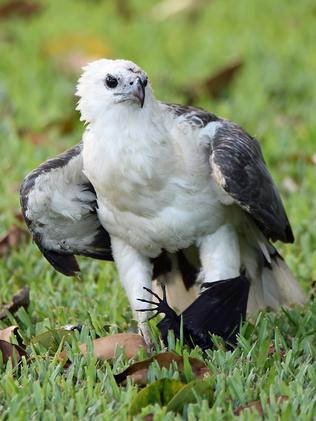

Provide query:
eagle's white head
left=76, top=59, right=153, bottom=123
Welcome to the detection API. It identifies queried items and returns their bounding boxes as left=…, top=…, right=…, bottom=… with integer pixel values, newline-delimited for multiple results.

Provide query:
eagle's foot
left=136, top=285, right=181, bottom=345
left=136, top=285, right=178, bottom=320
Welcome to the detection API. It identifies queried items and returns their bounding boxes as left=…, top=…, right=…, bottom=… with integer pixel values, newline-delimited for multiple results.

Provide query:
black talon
left=137, top=298, right=158, bottom=306
left=142, top=286, right=162, bottom=302
left=136, top=284, right=181, bottom=344
left=161, top=283, right=167, bottom=301
left=136, top=308, right=155, bottom=312
left=147, top=311, right=159, bottom=321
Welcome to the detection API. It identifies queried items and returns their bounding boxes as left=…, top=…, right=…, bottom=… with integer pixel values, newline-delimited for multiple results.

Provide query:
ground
left=0, top=0, right=315, bottom=419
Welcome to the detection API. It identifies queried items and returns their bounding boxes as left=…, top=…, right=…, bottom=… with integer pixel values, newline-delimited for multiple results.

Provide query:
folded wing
left=209, top=122, right=294, bottom=243
left=20, top=143, right=113, bottom=276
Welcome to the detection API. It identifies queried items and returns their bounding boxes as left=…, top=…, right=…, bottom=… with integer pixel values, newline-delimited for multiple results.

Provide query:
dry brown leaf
left=115, top=351, right=211, bottom=385
left=43, top=34, right=111, bottom=75
left=310, top=280, right=316, bottom=299
left=19, top=113, right=77, bottom=145
left=59, top=332, right=146, bottom=362
left=234, top=400, right=264, bottom=416
left=0, top=225, right=26, bottom=256
left=0, top=0, right=41, bottom=20
left=0, top=325, right=18, bottom=342
left=0, top=287, right=30, bottom=320
left=20, top=130, right=46, bottom=146
left=234, top=396, right=289, bottom=416
left=283, top=152, right=316, bottom=166
left=115, top=0, right=132, bottom=21
left=0, top=214, right=28, bottom=257
left=281, top=176, right=299, bottom=194
left=0, top=340, right=26, bottom=365
left=44, top=114, right=78, bottom=135
left=268, top=343, right=286, bottom=358
left=183, top=60, right=243, bottom=104
left=150, top=0, right=206, bottom=21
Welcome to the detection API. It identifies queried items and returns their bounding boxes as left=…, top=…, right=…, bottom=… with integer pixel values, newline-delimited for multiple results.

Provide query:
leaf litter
left=0, top=217, right=29, bottom=258
left=115, top=351, right=211, bottom=385
left=0, top=0, right=41, bottom=20
left=0, top=325, right=26, bottom=365
left=0, top=289, right=295, bottom=417
left=0, top=287, right=30, bottom=320
left=182, top=59, right=244, bottom=104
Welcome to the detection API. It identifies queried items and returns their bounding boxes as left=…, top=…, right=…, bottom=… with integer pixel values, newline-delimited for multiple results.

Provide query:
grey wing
left=20, top=143, right=113, bottom=276
left=209, top=122, right=294, bottom=243
left=166, top=103, right=293, bottom=243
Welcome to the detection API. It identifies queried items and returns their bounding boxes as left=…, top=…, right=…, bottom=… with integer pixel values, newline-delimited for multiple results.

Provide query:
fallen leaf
left=281, top=176, right=299, bottom=194
left=115, top=0, right=132, bottom=21
left=19, top=112, right=79, bottom=144
left=0, top=287, right=30, bottom=320
left=234, top=396, right=289, bottom=416
left=115, top=351, right=211, bottom=385
left=14, top=212, right=24, bottom=223
left=0, top=225, right=23, bottom=248
left=31, top=328, right=79, bottom=352
left=183, top=60, right=243, bottom=104
left=285, top=152, right=316, bottom=165
left=0, top=325, right=24, bottom=349
left=0, top=0, right=41, bottom=20
left=166, top=379, right=214, bottom=413
left=150, top=0, right=206, bottom=21
left=0, top=223, right=28, bottom=257
left=310, top=280, right=316, bottom=299
left=268, top=343, right=286, bottom=358
left=234, top=400, right=264, bottom=416
left=20, top=130, right=46, bottom=146
left=59, top=332, right=146, bottom=362
left=0, top=340, right=26, bottom=365
left=130, top=378, right=185, bottom=416
left=0, top=325, right=18, bottom=342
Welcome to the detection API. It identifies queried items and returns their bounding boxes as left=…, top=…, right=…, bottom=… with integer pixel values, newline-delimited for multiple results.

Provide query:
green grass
left=0, top=0, right=315, bottom=419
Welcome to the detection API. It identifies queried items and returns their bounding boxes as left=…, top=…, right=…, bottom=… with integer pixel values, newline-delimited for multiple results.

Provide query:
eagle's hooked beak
left=132, top=77, right=145, bottom=108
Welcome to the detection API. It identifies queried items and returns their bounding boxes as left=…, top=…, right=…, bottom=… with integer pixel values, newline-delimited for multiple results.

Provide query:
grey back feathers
left=20, top=143, right=113, bottom=276
left=167, top=103, right=220, bottom=127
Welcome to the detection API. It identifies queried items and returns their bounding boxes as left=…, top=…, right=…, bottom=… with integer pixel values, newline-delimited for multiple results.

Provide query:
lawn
left=0, top=0, right=315, bottom=419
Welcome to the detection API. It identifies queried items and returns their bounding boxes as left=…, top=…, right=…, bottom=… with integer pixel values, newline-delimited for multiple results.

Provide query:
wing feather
left=20, top=143, right=113, bottom=276
left=167, top=103, right=294, bottom=243
left=209, top=122, right=294, bottom=243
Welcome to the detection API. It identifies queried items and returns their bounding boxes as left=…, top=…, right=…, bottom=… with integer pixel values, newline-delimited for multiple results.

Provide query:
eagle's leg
left=141, top=225, right=250, bottom=349
left=178, top=224, right=249, bottom=349
left=111, top=237, right=154, bottom=346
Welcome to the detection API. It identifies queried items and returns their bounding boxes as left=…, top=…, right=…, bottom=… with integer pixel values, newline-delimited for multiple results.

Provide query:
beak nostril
left=128, top=76, right=145, bottom=108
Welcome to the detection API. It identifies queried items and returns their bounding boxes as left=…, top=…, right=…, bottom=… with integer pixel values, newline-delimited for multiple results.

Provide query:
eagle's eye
left=105, top=75, right=118, bottom=88
left=143, top=77, right=148, bottom=87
